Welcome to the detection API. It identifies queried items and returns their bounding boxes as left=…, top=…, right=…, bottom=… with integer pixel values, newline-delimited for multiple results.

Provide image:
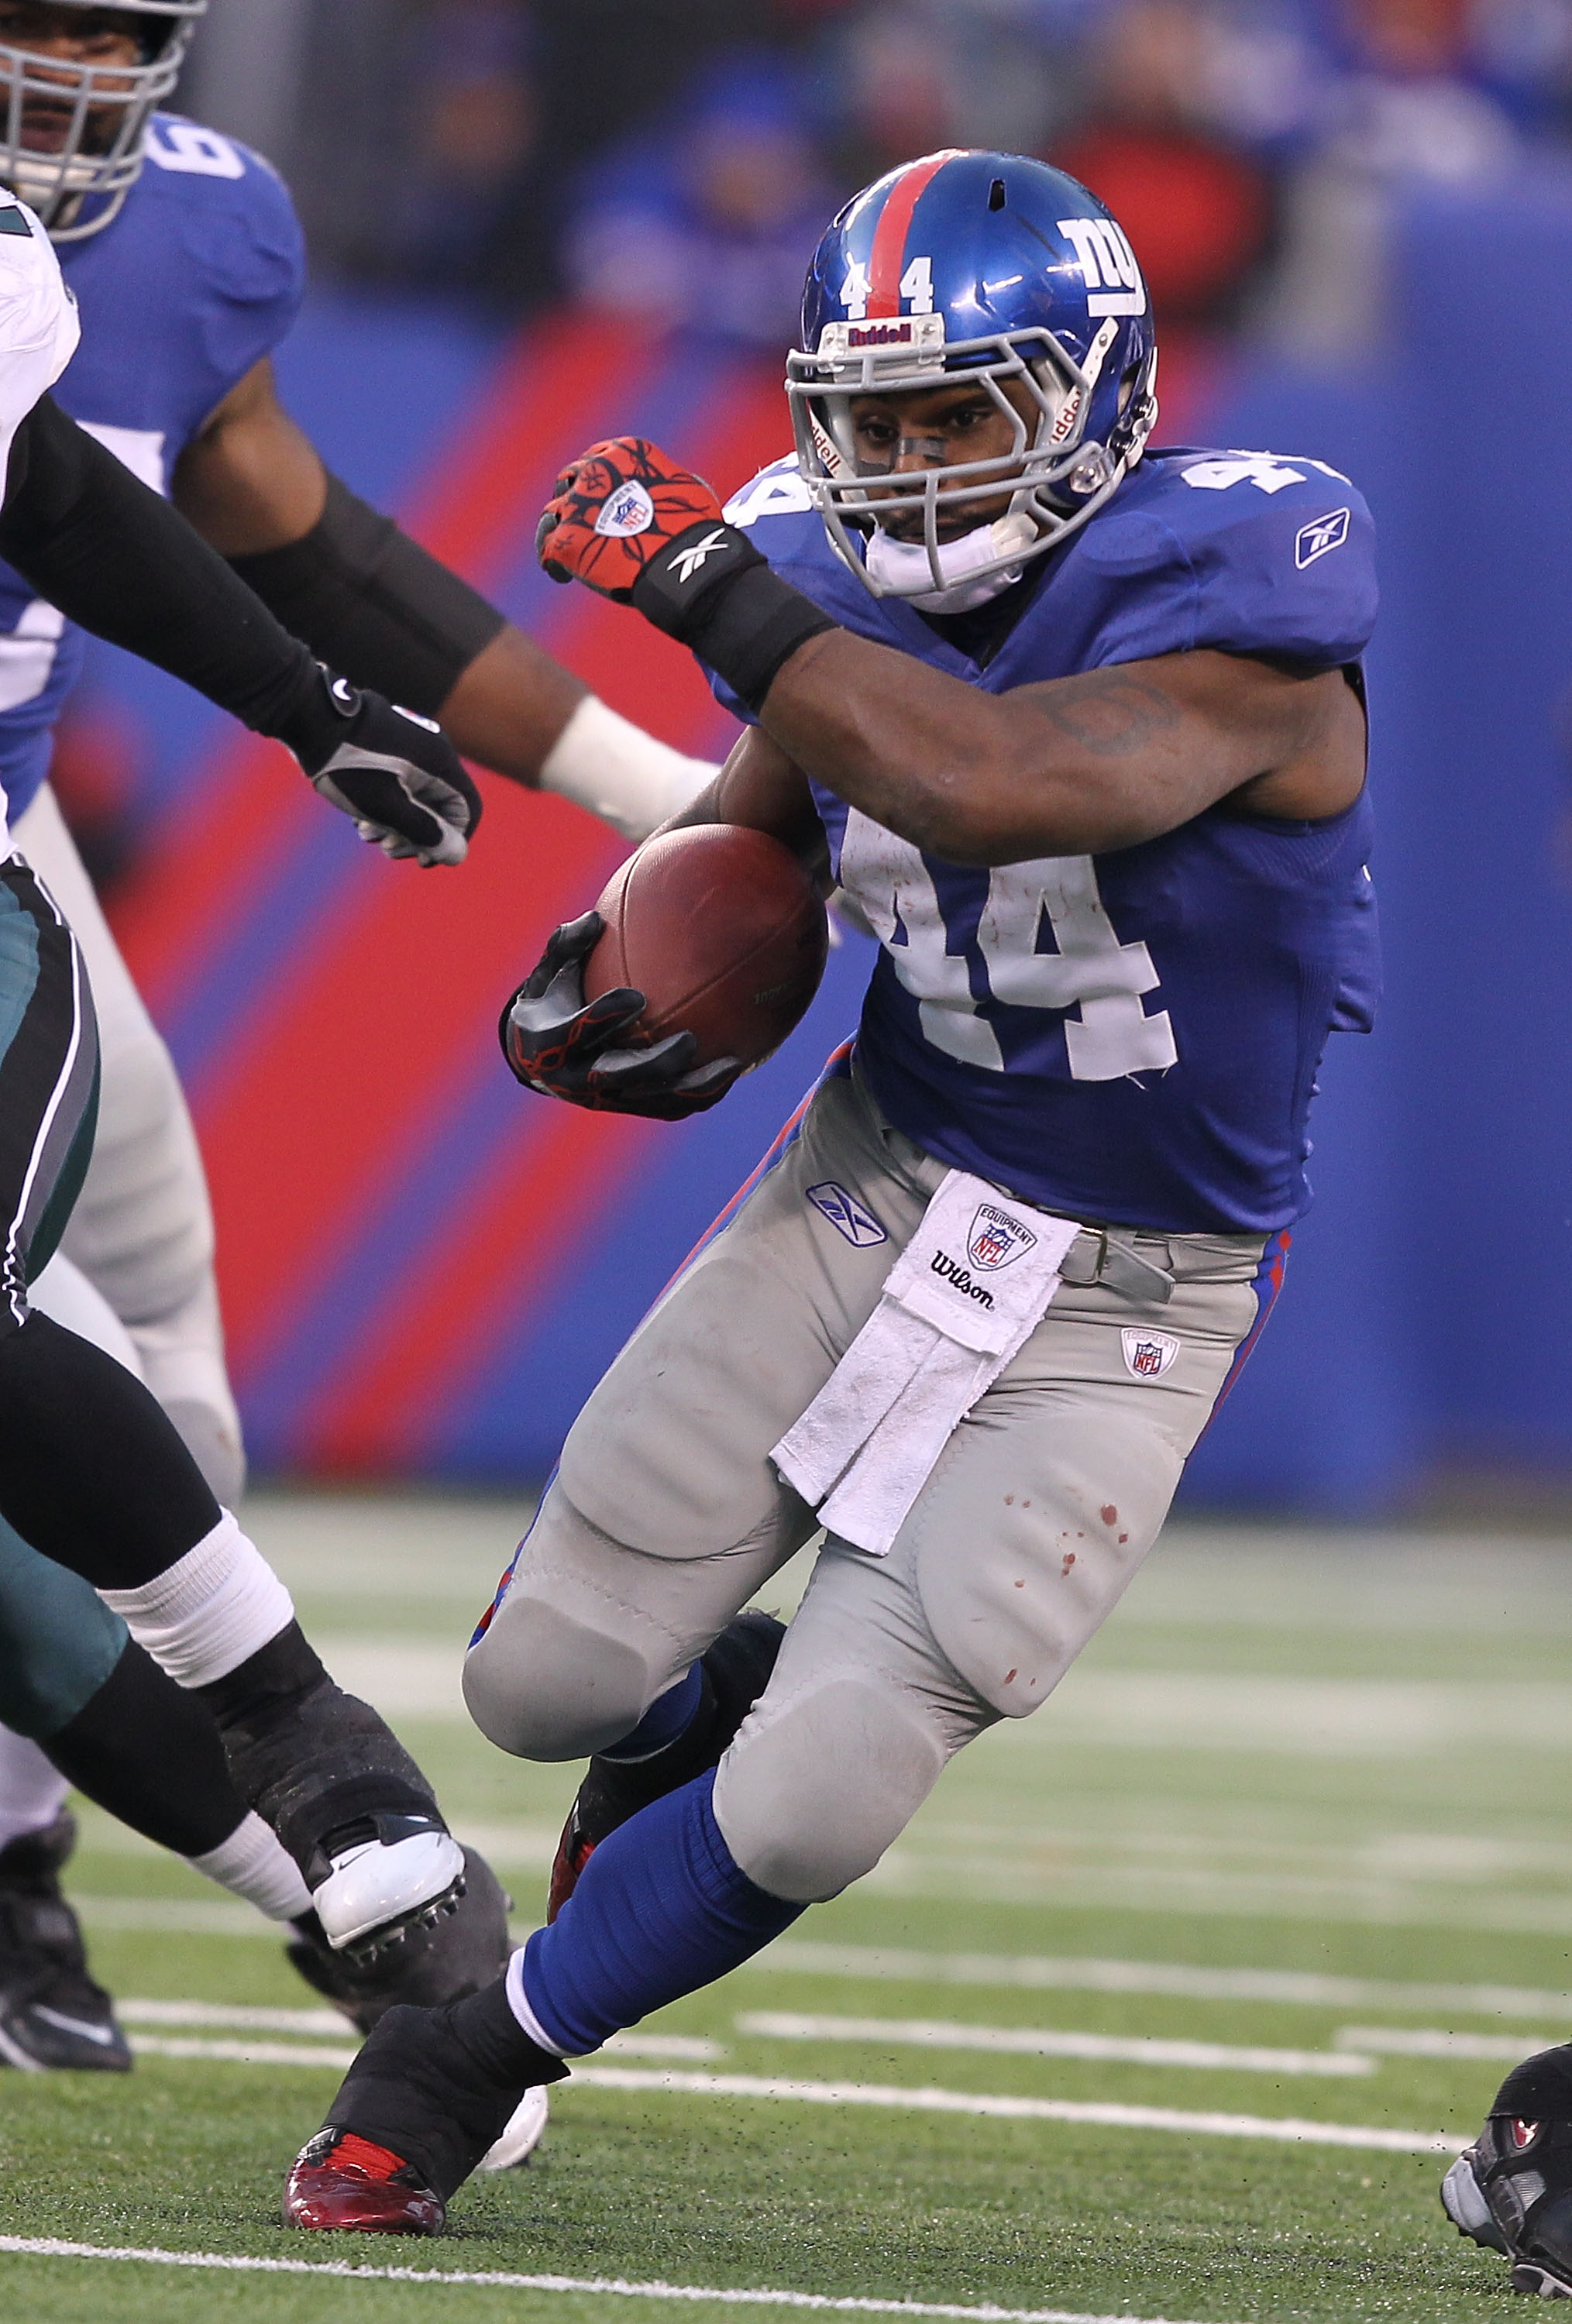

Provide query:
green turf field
left=4, top=1493, right=1569, bottom=2324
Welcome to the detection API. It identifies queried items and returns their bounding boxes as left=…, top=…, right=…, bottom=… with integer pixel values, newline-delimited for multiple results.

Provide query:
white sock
left=98, top=1509, right=294, bottom=1688
left=186, top=1810, right=311, bottom=1920
left=504, top=1944, right=568, bottom=2054
left=0, top=1727, right=70, bottom=1848
left=540, top=696, right=718, bottom=840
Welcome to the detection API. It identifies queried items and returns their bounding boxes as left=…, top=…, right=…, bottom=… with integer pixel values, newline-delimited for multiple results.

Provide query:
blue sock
left=519, top=1769, right=802, bottom=2055
left=597, top=1662, right=702, bottom=1762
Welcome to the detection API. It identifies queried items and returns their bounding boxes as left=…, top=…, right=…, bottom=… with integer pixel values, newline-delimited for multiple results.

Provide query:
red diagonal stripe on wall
left=298, top=367, right=793, bottom=1470
left=110, top=313, right=640, bottom=1016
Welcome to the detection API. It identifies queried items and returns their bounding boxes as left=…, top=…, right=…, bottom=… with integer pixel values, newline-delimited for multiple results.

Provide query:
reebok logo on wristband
left=669, top=528, right=733, bottom=583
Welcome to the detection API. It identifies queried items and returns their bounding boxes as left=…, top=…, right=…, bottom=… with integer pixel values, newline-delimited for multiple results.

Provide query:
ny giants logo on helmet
left=967, top=1203, right=1037, bottom=1272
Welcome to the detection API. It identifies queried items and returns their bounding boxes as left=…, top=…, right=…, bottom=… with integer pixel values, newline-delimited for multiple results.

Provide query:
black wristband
left=631, top=521, right=835, bottom=713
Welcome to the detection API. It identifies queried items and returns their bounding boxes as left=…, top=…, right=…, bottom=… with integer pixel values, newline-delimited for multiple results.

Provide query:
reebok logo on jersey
left=807, top=1181, right=888, bottom=1248
left=1295, top=507, right=1351, bottom=569
left=967, top=1203, right=1037, bottom=1271
left=670, top=528, right=731, bottom=583
left=594, top=481, right=655, bottom=537
left=1122, top=1327, right=1178, bottom=1379
left=930, top=1250, right=995, bottom=1309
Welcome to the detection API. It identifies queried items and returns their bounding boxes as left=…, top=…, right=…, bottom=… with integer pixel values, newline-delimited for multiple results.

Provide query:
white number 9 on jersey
left=839, top=811, right=1177, bottom=1081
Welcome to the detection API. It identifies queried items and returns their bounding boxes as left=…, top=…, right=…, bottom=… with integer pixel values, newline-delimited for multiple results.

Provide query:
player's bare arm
left=676, top=648, right=1365, bottom=867
left=174, top=357, right=709, bottom=829
left=755, top=633, right=1366, bottom=864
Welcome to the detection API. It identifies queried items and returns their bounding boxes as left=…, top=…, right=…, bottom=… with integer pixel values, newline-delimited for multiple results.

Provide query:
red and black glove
left=499, top=912, right=740, bottom=1120
left=535, top=438, right=728, bottom=600
left=535, top=436, right=835, bottom=713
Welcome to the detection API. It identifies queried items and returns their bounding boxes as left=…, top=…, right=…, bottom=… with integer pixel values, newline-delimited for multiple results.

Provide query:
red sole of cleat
left=284, top=2161, right=445, bottom=2235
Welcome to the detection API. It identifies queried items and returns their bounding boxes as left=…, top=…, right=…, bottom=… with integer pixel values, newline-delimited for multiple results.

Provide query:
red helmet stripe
left=865, top=150, right=962, bottom=318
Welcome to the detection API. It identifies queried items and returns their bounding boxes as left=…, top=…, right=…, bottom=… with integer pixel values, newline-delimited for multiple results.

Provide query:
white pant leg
left=11, top=784, right=244, bottom=1503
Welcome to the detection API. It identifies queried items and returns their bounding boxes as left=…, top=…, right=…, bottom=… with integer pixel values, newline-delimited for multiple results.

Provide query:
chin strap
left=863, top=511, right=1041, bottom=613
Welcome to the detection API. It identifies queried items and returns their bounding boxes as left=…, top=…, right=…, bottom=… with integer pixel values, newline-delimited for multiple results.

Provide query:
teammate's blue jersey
left=0, top=115, right=305, bottom=821
left=717, top=447, right=1380, bottom=1235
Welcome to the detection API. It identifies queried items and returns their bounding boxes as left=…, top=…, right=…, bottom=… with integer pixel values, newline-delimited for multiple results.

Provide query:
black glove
left=280, top=666, right=483, bottom=867
left=499, top=913, right=740, bottom=1119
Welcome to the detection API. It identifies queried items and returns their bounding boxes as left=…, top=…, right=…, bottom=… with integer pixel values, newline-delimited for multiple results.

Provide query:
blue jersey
left=0, top=115, right=305, bottom=821
left=717, top=448, right=1380, bottom=1236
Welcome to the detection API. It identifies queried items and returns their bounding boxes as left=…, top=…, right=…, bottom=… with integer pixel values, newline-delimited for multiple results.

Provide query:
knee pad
left=464, top=1482, right=723, bottom=1762
left=712, top=1670, right=946, bottom=1903
left=463, top=1587, right=653, bottom=1762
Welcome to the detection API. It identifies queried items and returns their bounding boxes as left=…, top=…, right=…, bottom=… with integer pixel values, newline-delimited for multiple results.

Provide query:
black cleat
left=199, top=1623, right=465, bottom=1960
left=0, top=1810, right=130, bottom=2072
left=1442, top=2046, right=1572, bottom=2295
left=286, top=1847, right=513, bottom=2034
left=285, top=1985, right=567, bottom=2233
left=548, top=1608, right=786, bottom=1919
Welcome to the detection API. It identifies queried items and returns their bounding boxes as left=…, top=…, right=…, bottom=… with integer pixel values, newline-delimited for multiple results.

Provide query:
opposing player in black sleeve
left=0, top=192, right=503, bottom=1994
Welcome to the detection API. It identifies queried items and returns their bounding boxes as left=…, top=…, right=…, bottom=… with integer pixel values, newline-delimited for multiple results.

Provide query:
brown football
left=583, top=823, right=828, bottom=1072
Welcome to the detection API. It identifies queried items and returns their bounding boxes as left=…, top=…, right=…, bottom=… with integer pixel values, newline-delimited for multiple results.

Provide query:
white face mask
left=862, top=511, right=1041, bottom=614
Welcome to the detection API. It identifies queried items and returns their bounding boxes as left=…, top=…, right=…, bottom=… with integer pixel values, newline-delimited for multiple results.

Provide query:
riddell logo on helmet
left=846, top=323, right=913, bottom=348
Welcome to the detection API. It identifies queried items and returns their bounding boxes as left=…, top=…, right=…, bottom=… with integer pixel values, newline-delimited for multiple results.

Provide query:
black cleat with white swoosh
left=0, top=1809, right=130, bottom=2071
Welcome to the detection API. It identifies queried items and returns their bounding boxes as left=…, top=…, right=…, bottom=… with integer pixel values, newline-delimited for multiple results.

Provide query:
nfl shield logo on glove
left=1122, top=1327, right=1179, bottom=1380
left=595, top=481, right=655, bottom=537
left=967, top=1203, right=1037, bottom=1271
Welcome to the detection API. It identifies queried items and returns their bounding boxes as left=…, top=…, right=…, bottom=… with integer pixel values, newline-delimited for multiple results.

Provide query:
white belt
left=772, top=1170, right=1081, bottom=1556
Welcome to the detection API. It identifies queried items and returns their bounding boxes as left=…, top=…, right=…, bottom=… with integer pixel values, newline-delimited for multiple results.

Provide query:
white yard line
left=129, top=2035, right=359, bottom=2069
left=746, top=1942, right=1572, bottom=2020
left=567, top=2067, right=1460, bottom=2154
left=112, top=2030, right=1453, bottom=2151
left=735, top=2013, right=1372, bottom=2078
left=1333, top=2026, right=1552, bottom=2062
left=0, top=2238, right=1234, bottom=2323
left=119, top=1999, right=348, bottom=2035
left=119, top=2006, right=718, bottom=2064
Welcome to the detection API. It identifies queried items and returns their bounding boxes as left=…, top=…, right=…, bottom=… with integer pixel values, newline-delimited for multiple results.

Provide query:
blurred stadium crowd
left=191, top=0, right=1572, bottom=366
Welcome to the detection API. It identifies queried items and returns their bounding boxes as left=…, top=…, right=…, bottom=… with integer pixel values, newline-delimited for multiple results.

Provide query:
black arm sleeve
left=0, top=393, right=321, bottom=742
left=226, top=471, right=506, bottom=717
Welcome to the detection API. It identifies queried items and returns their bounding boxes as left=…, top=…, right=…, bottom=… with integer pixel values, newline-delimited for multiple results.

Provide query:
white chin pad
left=311, top=1829, right=466, bottom=1951
left=479, top=2084, right=552, bottom=2172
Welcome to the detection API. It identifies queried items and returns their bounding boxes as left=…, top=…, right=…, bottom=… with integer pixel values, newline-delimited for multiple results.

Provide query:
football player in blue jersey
left=282, top=150, right=1378, bottom=2234
left=0, top=0, right=714, bottom=2075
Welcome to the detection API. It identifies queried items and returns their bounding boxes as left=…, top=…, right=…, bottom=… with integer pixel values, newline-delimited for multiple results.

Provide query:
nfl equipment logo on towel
left=967, top=1204, right=1037, bottom=1271
left=1122, top=1327, right=1179, bottom=1379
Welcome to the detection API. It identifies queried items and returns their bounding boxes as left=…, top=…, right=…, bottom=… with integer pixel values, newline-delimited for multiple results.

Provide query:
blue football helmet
left=788, top=149, right=1158, bottom=603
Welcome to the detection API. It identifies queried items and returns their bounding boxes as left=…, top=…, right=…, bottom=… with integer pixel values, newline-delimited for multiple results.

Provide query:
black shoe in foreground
left=548, top=1607, right=785, bottom=1920
left=199, top=1623, right=465, bottom=1961
left=284, top=1985, right=567, bottom=2234
left=0, top=1810, right=131, bottom=2071
left=1442, top=2045, right=1572, bottom=2295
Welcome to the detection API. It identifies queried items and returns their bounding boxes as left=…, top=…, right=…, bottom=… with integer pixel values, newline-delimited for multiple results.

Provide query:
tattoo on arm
left=1025, top=669, right=1183, bottom=758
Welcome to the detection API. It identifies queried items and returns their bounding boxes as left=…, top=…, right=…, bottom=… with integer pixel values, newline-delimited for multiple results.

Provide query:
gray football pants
left=465, top=1066, right=1272, bottom=1903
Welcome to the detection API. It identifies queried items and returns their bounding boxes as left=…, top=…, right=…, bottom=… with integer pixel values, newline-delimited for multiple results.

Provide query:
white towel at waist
left=772, top=1170, right=1082, bottom=1556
